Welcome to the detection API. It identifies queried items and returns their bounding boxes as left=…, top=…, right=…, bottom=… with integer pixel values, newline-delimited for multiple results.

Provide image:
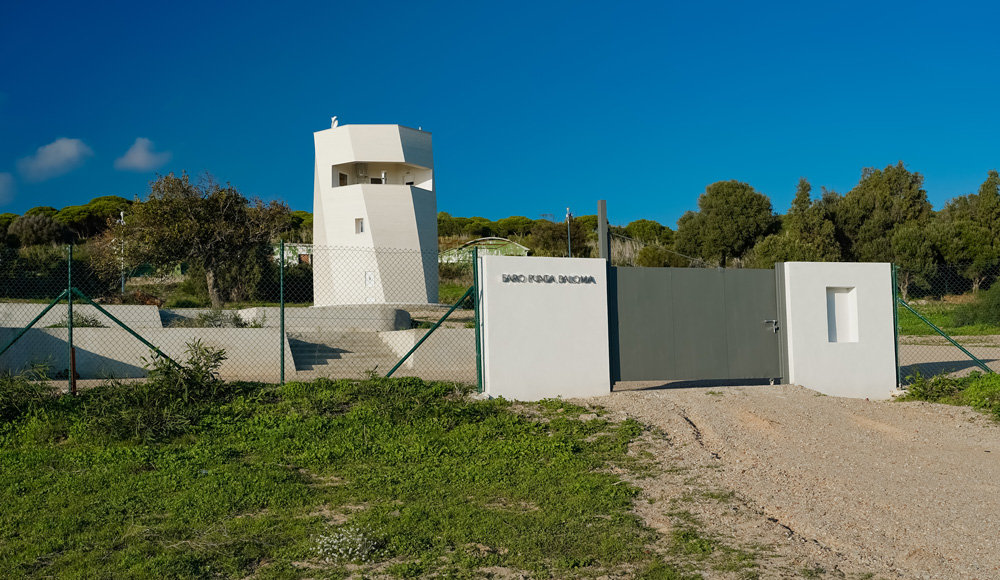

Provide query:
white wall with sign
left=479, top=255, right=610, bottom=401
left=783, top=262, right=897, bottom=399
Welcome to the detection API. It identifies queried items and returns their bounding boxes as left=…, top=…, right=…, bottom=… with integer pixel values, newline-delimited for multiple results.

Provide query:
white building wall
left=480, top=255, right=610, bottom=401
left=783, top=262, right=897, bottom=399
left=313, top=123, right=438, bottom=306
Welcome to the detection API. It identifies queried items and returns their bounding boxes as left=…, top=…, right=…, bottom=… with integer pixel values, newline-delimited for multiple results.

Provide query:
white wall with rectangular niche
left=784, top=263, right=896, bottom=399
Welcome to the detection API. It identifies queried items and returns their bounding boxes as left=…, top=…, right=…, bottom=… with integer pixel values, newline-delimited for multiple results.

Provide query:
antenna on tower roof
left=331, top=116, right=338, bottom=128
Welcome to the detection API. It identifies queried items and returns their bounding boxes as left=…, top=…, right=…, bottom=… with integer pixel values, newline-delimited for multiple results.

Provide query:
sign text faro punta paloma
left=501, top=274, right=597, bottom=285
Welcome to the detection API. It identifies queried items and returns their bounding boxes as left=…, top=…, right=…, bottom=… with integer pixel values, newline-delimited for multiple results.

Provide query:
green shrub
left=79, top=340, right=229, bottom=442
left=0, top=371, right=57, bottom=423
left=899, top=371, right=1000, bottom=419
left=168, top=309, right=265, bottom=328
left=953, top=283, right=1000, bottom=326
left=45, top=312, right=106, bottom=328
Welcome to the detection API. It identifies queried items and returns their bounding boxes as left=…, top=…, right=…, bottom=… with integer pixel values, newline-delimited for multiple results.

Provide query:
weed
left=898, top=371, right=1000, bottom=420
left=168, top=309, right=265, bottom=328
left=0, top=371, right=57, bottom=422
left=314, top=524, right=383, bottom=563
left=45, top=312, right=107, bottom=328
left=799, top=564, right=826, bottom=578
left=671, top=528, right=717, bottom=559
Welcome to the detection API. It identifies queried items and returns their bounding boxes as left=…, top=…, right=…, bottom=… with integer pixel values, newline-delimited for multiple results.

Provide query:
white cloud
left=0, top=173, right=14, bottom=205
left=114, top=137, right=172, bottom=172
left=17, top=138, right=94, bottom=182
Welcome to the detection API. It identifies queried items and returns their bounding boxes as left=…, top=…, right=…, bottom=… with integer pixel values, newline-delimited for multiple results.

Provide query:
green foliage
left=281, top=210, right=313, bottom=243
left=0, top=245, right=111, bottom=300
left=681, top=180, right=775, bottom=266
left=0, top=371, right=57, bottom=423
left=24, top=206, right=58, bottom=218
left=101, top=172, right=290, bottom=308
left=953, top=282, right=1000, bottom=327
left=836, top=162, right=932, bottom=262
left=526, top=218, right=591, bottom=257
left=896, top=300, right=1000, bottom=336
left=626, top=219, right=673, bottom=246
left=0, top=213, right=18, bottom=246
left=892, top=222, right=937, bottom=299
left=899, top=372, right=1000, bottom=420
left=8, top=214, right=70, bottom=247
left=494, top=215, right=534, bottom=237
left=462, top=216, right=495, bottom=238
left=82, top=341, right=229, bottom=443
left=45, top=312, right=106, bottom=328
left=168, top=309, right=265, bottom=328
left=55, top=196, right=131, bottom=239
left=636, top=245, right=673, bottom=267
left=0, top=376, right=665, bottom=578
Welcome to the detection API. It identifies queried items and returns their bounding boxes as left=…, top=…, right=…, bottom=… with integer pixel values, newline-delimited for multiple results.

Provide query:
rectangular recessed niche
left=826, top=286, right=858, bottom=343
left=355, top=218, right=364, bottom=234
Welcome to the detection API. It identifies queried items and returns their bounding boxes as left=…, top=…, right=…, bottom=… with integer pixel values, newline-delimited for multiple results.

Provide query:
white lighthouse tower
left=312, top=118, right=439, bottom=306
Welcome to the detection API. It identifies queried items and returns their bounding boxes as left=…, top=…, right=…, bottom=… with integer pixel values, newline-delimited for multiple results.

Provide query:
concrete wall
left=379, top=328, right=475, bottom=374
left=0, top=328, right=294, bottom=382
left=0, top=303, right=162, bottom=329
left=783, top=262, right=897, bottom=399
left=480, top=255, right=610, bottom=401
left=236, top=305, right=411, bottom=332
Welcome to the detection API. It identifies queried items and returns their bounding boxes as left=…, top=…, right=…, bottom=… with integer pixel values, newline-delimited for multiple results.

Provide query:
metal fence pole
left=473, top=247, right=483, bottom=393
left=892, top=264, right=901, bottom=388
left=280, top=239, right=285, bottom=385
left=67, top=245, right=76, bottom=395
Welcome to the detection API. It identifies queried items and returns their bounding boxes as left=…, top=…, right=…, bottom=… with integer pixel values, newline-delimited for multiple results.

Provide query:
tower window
left=355, top=218, right=364, bottom=234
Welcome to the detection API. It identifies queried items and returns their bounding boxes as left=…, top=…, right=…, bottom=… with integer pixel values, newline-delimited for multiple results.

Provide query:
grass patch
left=897, top=301, right=1000, bottom=336
left=898, top=371, right=1000, bottom=419
left=438, top=282, right=471, bottom=306
left=0, top=363, right=670, bottom=578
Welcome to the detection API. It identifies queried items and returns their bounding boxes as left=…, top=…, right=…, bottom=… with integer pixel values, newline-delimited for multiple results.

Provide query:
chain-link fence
left=608, top=232, right=708, bottom=268
left=0, top=244, right=479, bottom=391
left=895, top=262, right=1000, bottom=383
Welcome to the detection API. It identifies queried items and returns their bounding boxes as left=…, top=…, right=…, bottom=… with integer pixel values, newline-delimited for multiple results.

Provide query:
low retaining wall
left=378, top=328, right=476, bottom=375
left=163, top=304, right=411, bottom=332
left=0, top=328, right=294, bottom=382
left=0, top=303, right=162, bottom=329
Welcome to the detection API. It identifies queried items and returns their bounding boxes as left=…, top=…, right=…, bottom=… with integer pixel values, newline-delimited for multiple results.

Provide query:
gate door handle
left=762, top=319, right=779, bottom=333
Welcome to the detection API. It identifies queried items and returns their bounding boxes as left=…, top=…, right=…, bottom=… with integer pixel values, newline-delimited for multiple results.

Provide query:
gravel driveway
left=576, top=383, right=1000, bottom=579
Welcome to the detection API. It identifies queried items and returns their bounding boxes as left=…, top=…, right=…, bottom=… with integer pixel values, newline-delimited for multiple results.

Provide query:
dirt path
left=576, top=384, right=1000, bottom=579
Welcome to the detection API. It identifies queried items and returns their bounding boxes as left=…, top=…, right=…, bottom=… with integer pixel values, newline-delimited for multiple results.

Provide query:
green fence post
left=892, top=264, right=901, bottom=388
left=472, top=247, right=483, bottom=393
left=280, top=239, right=285, bottom=385
left=67, top=245, right=76, bottom=395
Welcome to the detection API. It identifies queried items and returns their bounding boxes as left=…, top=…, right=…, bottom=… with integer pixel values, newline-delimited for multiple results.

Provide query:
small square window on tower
left=355, top=218, right=364, bottom=234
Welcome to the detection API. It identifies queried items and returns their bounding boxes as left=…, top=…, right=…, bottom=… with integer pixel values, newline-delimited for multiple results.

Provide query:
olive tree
left=105, top=172, right=289, bottom=308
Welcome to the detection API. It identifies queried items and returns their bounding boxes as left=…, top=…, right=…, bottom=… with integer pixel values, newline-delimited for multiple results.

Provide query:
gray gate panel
left=672, top=269, right=729, bottom=380
left=613, top=268, right=674, bottom=381
left=723, top=270, right=781, bottom=378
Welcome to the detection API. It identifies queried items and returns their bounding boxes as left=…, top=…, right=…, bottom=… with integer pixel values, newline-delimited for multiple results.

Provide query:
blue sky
left=2, top=0, right=999, bottom=228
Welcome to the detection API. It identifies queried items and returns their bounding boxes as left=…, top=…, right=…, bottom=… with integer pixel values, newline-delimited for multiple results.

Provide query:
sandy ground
left=574, top=383, right=1000, bottom=579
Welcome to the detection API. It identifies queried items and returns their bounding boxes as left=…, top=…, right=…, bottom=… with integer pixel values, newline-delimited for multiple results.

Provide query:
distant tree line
left=8, top=161, right=1000, bottom=304
left=437, top=162, right=1000, bottom=299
